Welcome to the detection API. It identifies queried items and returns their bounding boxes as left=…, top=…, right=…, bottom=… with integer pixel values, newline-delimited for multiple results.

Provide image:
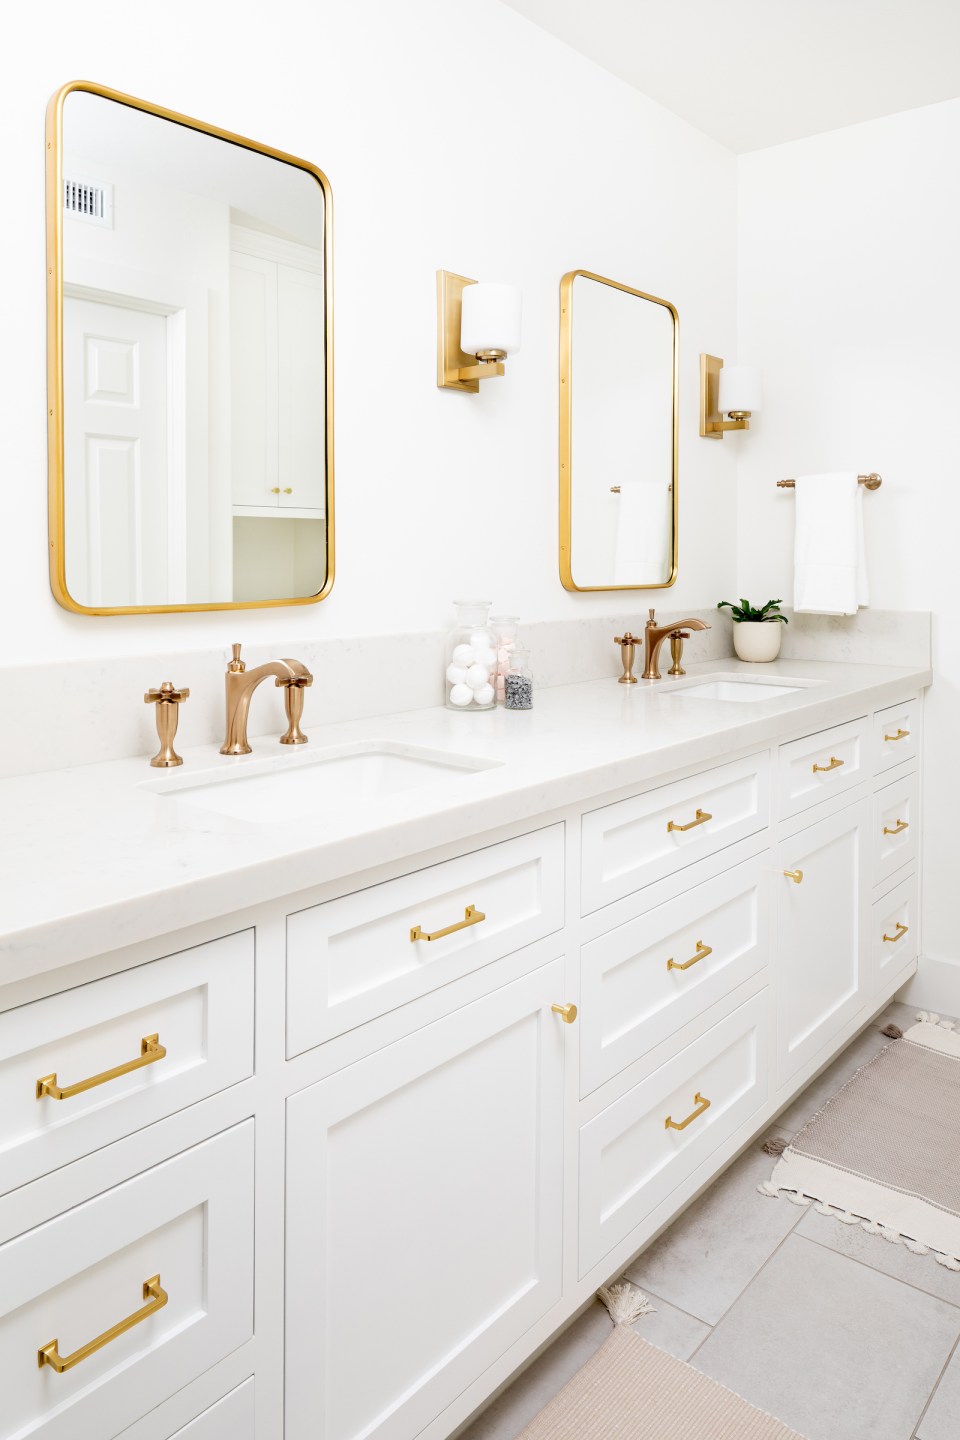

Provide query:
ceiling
left=501, top=0, right=960, bottom=152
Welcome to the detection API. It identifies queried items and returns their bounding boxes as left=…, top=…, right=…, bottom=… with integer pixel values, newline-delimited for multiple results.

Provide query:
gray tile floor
left=461, top=1003, right=960, bottom=1440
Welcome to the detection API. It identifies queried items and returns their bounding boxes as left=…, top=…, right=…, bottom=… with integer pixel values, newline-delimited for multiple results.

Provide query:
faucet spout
left=642, top=611, right=711, bottom=681
left=220, top=646, right=314, bottom=755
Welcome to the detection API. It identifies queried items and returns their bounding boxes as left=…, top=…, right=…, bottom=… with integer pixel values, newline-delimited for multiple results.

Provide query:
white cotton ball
left=449, top=683, right=473, bottom=707
left=465, top=663, right=490, bottom=690
left=445, top=663, right=467, bottom=686
left=473, top=646, right=497, bottom=669
left=468, top=630, right=492, bottom=649
left=474, top=683, right=495, bottom=707
left=452, top=644, right=474, bottom=667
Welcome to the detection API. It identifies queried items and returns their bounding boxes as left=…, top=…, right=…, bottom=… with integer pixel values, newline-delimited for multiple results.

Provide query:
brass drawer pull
left=665, top=1092, right=711, bottom=1132
left=812, top=756, right=844, bottom=774
left=884, top=728, right=910, bottom=742
left=410, top=905, right=485, bottom=943
left=667, top=940, right=713, bottom=972
left=883, top=819, right=909, bottom=836
left=783, top=869, right=804, bottom=884
left=36, top=1033, right=166, bottom=1102
left=883, top=922, right=909, bottom=944
left=667, top=808, right=712, bottom=834
left=38, top=1274, right=168, bottom=1373
left=551, top=1002, right=578, bottom=1024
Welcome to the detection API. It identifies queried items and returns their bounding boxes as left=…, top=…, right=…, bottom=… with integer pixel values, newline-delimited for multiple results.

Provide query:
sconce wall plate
left=436, top=270, right=506, bottom=393
left=699, top=353, right=750, bottom=438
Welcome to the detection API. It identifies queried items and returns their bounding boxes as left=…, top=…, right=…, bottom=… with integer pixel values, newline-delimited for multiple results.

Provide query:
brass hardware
left=610, top=485, right=621, bottom=493
left=410, top=905, right=486, bottom=943
left=668, top=632, right=688, bottom=676
left=37, top=1033, right=166, bottom=1101
left=559, top=270, right=679, bottom=592
left=699, top=354, right=750, bottom=438
left=220, top=643, right=313, bottom=755
left=665, top=1092, right=711, bottom=1131
left=436, top=270, right=506, bottom=393
left=283, top=487, right=293, bottom=494
left=667, top=941, right=713, bottom=972
left=778, top=474, right=882, bottom=490
left=883, top=922, right=909, bottom=944
left=38, top=1275, right=167, bottom=1372
left=144, top=681, right=189, bottom=768
left=614, top=631, right=639, bottom=684
left=45, top=81, right=335, bottom=616
left=270, top=487, right=281, bottom=494
left=812, top=756, right=844, bottom=774
left=884, top=728, right=910, bottom=742
left=644, top=609, right=710, bottom=680
left=883, top=819, right=909, bottom=836
left=783, top=869, right=804, bottom=884
left=667, top=808, right=712, bottom=834
left=551, top=1002, right=578, bottom=1024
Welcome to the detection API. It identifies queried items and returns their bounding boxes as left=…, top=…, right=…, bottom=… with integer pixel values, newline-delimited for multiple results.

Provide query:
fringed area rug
left=760, top=1013, right=960, bottom=1271
left=515, top=1283, right=806, bottom=1440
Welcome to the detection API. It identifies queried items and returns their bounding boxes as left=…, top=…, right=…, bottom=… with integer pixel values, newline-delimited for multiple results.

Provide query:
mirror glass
left=559, top=271, right=677, bottom=591
left=49, top=84, right=332, bottom=613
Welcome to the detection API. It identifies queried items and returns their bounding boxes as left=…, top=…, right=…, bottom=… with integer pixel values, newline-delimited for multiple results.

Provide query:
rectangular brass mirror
left=559, top=270, right=678, bottom=592
left=46, top=81, right=334, bottom=614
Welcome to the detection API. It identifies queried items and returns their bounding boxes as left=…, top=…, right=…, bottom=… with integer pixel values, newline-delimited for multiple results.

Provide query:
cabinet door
left=776, top=799, right=870, bottom=1084
left=285, top=961, right=565, bottom=1440
left=230, top=253, right=278, bottom=508
left=278, top=265, right=326, bottom=512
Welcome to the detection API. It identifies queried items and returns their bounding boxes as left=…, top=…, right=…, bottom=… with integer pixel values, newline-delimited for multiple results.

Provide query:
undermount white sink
left=668, top=676, right=810, bottom=703
left=145, top=741, right=500, bottom=825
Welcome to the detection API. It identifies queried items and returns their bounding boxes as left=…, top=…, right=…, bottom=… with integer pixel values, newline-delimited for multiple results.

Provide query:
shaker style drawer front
left=578, top=992, right=768, bottom=1276
left=159, top=1379, right=255, bottom=1439
left=0, top=932, right=255, bottom=1196
left=874, top=872, right=918, bottom=994
left=286, top=824, right=565, bottom=1057
left=777, top=717, right=868, bottom=819
left=0, top=1122, right=253, bottom=1440
left=874, top=771, right=919, bottom=887
left=581, top=755, right=770, bottom=916
left=874, top=697, right=920, bottom=774
left=580, top=857, right=770, bottom=1098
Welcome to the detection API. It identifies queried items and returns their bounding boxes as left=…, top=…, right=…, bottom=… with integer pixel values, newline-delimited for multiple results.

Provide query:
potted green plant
left=716, top=598, right=789, bottom=663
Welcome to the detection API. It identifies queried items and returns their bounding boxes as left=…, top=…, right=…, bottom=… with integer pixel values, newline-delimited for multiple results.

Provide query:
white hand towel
left=613, top=482, right=672, bottom=585
left=793, top=473, right=869, bottom=615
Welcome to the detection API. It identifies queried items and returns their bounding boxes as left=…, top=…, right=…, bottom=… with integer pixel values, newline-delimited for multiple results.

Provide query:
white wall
left=0, top=0, right=738, bottom=664
left=737, top=98, right=960, bottom=977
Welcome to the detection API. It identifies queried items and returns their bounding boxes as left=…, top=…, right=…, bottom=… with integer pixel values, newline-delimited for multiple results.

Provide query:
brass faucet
left=220, top=644, right=314, bottom=756
left=643, top=609, right=710, bottom=681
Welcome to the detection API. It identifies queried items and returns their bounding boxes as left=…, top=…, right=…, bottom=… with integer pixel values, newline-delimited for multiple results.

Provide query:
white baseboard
left=897, top=953, right=960, bottom=1017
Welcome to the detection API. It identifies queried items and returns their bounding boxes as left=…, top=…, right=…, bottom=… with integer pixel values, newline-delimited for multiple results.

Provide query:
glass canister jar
left=504, top=644, right=534, bottom=710
left=444, top=600, right=497, bottom=711
left=490, top=615, right=519, bottom=704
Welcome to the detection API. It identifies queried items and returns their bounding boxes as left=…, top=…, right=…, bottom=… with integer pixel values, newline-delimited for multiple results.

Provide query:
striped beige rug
left=760, top=1014, right=960, bottom=1271
left=515, top=1324, right=805, bottom=1440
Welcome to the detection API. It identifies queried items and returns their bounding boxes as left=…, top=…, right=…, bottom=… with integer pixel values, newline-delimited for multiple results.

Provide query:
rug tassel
left=879, top=1023, right=903, bottom=1039
left=597, top=1280, right=655, bottom=1326
left=761, top=1135, right=790, bottom=1156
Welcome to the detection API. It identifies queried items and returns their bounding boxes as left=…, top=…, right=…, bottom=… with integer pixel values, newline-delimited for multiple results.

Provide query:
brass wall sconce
left=437, top=270, right=522, bottom=393
left=699, top=354, right=762, bottom=438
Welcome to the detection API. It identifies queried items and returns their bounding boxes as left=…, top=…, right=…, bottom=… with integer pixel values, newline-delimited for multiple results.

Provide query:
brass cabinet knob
left=783, top=869, right=804, bottom=884
left=551, top=1002, right=578, bottom=1024
left=270, top=487, right=281, bottom=494
left=144, top=681, right=189, bottom=768
left=283, top=487, right=293, bottom=494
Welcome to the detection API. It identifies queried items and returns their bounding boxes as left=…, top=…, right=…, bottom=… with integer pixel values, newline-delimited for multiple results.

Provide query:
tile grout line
left=906, top=1330, right=960, bottom=1440
left=798, top=1215, right=960, bottom=1312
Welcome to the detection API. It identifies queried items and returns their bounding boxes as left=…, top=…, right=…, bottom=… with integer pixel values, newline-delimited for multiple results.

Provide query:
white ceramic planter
left=733, top=621, right=783, bottom=663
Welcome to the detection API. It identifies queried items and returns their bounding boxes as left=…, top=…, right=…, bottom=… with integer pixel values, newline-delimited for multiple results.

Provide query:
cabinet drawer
left=286, top=824, right=564, bottom=1056
left=0, top=932, right=254, bottom=1196
left=874, top=771, right=919, bottom=887
left=0, top=1122, right=253, bottom=1440
left=580, top=858, right=770, bottom=1098
left=581, top=755, right=769, bottom=915
left=777, top=717, right=868, bottom=819
left=578, top=991, right=768, bottom=1276
left=874, top=873, right=918, bottom=995
left=874, top=697, right=920, bottom=774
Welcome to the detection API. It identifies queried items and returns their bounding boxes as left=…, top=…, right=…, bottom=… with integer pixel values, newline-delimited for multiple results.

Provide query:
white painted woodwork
left=163, top=1379, right=255, bottom=1439
left=285, top=824, right=564, bottom=1055
left=277, top=265, right=326, bottom=511
left=777, top=716, right=868, bottom=818
left=285, top=961, right=565, bottom=1440
left=230, top=254, right=278, bottom=508
left=874, top=871, right=919, bottom=995
left=0, top=931, right=253, bottom=1196
left=0, top=1122, right=253, bottom=1440
left=578, top=991, right=769, bottom=1276
left=581, top=753, right=770, bottom=914
left=874, top=696, right=920, bottom=774
left=873, top=770, right=919, bottom=887
left=580, top=856, right=770, bottom=1097
left=776, top=799, right=870, bottom=1083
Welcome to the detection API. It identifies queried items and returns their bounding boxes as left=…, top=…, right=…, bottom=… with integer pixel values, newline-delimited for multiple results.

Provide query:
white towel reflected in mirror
left=612, top=481, right=673, bottom=586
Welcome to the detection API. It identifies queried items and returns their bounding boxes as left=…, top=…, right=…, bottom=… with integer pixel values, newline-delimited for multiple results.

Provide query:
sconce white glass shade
left=718, top=364, right=762, bottom=414
left=460, top=282, right=522, bottom=357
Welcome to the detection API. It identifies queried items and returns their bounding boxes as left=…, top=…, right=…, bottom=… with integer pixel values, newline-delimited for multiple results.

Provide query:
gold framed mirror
left=46, top=80, right=334, bottom=615
left=559, top=270, right=678, bottom=592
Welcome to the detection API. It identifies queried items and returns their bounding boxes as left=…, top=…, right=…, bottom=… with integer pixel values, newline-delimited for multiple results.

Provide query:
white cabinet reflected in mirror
left=46, top=82, right=333, bottom=615
left=559, top=270, right=677, bottom=592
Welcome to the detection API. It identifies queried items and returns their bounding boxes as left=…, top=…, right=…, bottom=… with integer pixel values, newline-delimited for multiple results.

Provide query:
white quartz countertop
left=0, top=656, right=930, bottom=981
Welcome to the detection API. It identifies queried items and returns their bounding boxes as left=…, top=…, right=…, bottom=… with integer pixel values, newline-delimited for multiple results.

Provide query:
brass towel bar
left=777, top=473, right=882, bottom=490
